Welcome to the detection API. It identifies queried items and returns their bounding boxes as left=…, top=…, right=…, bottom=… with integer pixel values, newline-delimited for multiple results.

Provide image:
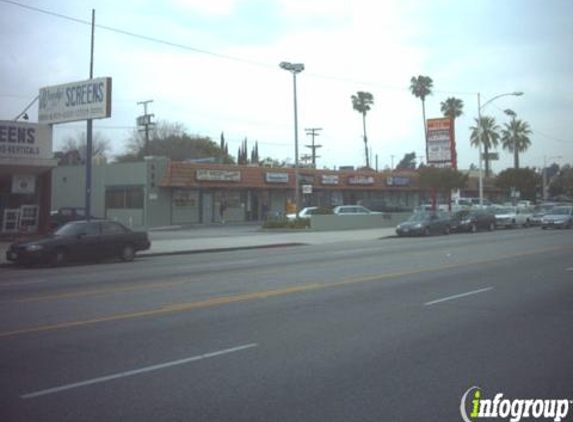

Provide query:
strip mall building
left=48, top=158, right=491, bottom=229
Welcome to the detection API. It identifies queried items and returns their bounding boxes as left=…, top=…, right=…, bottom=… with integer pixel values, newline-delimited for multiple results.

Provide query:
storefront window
left=105, top=187, right=144, bottom=209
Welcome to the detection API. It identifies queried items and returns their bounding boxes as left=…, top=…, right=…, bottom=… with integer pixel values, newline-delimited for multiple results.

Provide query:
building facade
left=51, top=160, right=424, bottom=228
left=0, top=121, right=57, bottom=235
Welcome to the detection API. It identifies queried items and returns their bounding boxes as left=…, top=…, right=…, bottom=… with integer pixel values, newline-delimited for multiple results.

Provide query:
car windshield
left=408, top=212, right=431, bottom=222
left=54, top=222, right=86, bottom=236
left=547, top=207, right=572, bottom=216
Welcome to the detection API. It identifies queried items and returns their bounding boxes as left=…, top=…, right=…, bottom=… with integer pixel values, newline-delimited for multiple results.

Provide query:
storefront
left=0, top=121, right=57, bottom=235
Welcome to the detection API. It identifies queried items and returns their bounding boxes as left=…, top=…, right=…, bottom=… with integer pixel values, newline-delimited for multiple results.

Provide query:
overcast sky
left=1, top=0, right=572, bottom=172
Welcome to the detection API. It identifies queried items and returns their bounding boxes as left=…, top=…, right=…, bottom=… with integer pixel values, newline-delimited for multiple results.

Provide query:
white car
left=332, top=205, right=381, bottom=215
left=494, top=207, right=532, bottom=228
left=286, top=206, right=320, bottom=221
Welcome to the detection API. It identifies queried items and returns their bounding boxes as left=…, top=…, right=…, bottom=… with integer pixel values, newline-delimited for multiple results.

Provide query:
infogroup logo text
left=460, top=386, right=572, bottom=422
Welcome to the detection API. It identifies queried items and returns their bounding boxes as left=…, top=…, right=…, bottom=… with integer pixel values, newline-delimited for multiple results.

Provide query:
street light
left=279, top=61, right=305, bottom=214
left=476, top=91, right=524, bottom=205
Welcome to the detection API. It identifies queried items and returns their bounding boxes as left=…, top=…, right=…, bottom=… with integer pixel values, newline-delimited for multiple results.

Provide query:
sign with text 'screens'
left=0, top=121, right=53, bottom=162
left=38, top=77, right=112, bottom=124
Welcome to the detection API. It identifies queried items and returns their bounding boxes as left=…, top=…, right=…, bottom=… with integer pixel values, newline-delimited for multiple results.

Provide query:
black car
left=6, top=220, right=151, bottom=266
left=396, top=211, right=452, bottom=236
left=451, top=209, right=496, bottom=233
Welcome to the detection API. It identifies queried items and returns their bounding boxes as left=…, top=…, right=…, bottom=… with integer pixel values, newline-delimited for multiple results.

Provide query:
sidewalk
left=0, top=226, right=397, bottom=265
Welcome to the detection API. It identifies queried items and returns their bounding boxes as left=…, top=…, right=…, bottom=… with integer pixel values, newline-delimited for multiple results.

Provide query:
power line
left=0, top=0, right=471, bottom=95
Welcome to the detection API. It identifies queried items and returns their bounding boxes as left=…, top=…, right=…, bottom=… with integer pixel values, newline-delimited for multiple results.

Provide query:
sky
left=1, top=0, right=572, bottom=172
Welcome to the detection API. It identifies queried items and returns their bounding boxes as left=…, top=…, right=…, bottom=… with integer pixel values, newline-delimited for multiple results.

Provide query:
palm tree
left=440, top=97, right=464, bottom=169
left=501, top=118, right=532, bottom=169
left=470, top=116, right=501, bottom=177
left=409, top=75, right=434, bottom=157
left=351, top=91, right=374, bottom=168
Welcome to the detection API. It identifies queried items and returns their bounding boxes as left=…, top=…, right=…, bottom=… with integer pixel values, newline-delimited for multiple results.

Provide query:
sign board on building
left=0, top=121, right=53, bottom=164
left=426, top=117, right=454, bottom=168
left=265, top=172, right=289, bottom=183
left=12, top=174, right=36, bottom=194
left=302, top=185, right=313, bottom=194
left=386, top=176, right=411, bottom=187
left=321, top=175, right=339, bottom=185
left=196, top=169, right=241, bottom=182
left=299, top=174, right=315, bottom=184
left=38, top=77, right=112, bottom=124
left=348, top=176, right=375, bottom=185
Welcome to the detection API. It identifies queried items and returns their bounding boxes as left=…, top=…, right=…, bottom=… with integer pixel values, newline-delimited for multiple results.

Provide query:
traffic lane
left=2, top=248, right=572, bottom=421
left=0, top=230, right=570, bottom=335
left=0, top=224, right=565, bottom=290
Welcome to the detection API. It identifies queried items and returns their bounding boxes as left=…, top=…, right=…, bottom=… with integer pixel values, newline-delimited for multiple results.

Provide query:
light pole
left=543, top=155, right=562, bottom=201
left=280, top=61, right=305, bottom=214
left=476, top=91, right=523, bottom=205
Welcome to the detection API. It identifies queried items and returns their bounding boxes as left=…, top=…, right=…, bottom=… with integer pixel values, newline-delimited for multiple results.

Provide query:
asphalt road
left=1, top=228, right=572, bottom=422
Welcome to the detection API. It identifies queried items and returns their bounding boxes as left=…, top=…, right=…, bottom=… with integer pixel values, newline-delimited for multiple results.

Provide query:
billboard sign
left=38, top=77, right=112, bottom=124
left=0, top=121, right=53, bottom=164
left=426, top=117, right=455, bottom=168
left=196, top=169, right=241, bottom=182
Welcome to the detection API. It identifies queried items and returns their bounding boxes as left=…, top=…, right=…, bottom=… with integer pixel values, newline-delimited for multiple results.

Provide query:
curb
left=138, top=242, right=308, bottom=258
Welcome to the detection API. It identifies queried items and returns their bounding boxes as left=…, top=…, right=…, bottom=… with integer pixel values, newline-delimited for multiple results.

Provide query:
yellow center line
left=0, top=246, right=565, bottom=339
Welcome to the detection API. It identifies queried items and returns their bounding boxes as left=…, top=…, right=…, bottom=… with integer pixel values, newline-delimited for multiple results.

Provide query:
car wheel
left=470, top=223, right=477, bottom=233
left=511, top=219, right=517, bottom=229
left=120, top=244, right=135, bottom=262
left=541, top=226, right=547, bottom=230
left=50, top=248, right=67, bottom=267
left=524, top=219, right=530, bottom=228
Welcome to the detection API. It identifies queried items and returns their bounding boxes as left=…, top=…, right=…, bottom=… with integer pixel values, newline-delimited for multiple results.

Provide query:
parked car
left=493, top=207, right=532, bottom=228
left=49, top=207, right=96, bottom=230
left=333, top=205, right=381, bottom=215
left=6, top=220, right=151, bottom=266
left=396, top=211, right=452, bottom=236
left=286, top=206, right=320, bottom=221
left=531, top=203, right=556, bottom=226
left=541, top=206, right=573, bottom=229
left=451, top=209, right=496, bottom=233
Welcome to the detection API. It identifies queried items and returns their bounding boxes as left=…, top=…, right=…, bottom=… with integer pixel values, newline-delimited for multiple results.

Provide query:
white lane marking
left=566, top=267, right=573, bottom=272
left=424, top=287, right=494, bottom=306
left=21, top=343, right=257, bottom=399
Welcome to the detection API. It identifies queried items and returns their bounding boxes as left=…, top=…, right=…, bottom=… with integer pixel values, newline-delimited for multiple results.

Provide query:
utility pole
left=137, top=100, right=155, bottom=155
left=304, top=128, right=322, bottom=168
left=390, top=155, right=395, bottom=170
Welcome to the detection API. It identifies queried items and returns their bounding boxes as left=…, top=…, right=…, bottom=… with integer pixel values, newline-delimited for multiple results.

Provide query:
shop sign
left=302, top=184, right=313, bottom=194
left=265, top=172, right=289, bottom=183
left=321, top=175, right=339, bottom=185
left=38, top=77, right=112, bottom=124
left=12, top=174, right=36, bottom=194
left=196, top=169, right=241, bottom=182
left=348, top=176, right=375, bottom=185
left=0, top=121, right=53, bottom=162
left=386, top=176, right=411, bottom=187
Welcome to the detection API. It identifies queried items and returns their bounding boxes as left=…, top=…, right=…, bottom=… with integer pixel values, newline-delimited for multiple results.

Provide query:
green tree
left=548, top=165, right=573, bottom=199
left=351, top=91, right=374, bottom=168
left=501, top=117, right=532, bottom=169
left=496, top=168, right=541, bottom=201
left=396, top=152, right=417, bottom=170
left=409, top=75, right=434, bottom=154
left=470, top=116, right=500, bottom=177
left=115, top=120, right=234, bottom=163
left=418, top=167, right=468, bottom=210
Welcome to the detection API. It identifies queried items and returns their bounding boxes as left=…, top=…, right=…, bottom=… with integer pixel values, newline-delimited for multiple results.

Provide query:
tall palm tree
left=501, top=118, right=532, bottom=169
left=440, top=97, right=464, bottom=169
left=470, top=116, right=501, bottom=177
left=351, top=91, right=374, bottom=168
left=409, top=75, right=434, bottom=158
